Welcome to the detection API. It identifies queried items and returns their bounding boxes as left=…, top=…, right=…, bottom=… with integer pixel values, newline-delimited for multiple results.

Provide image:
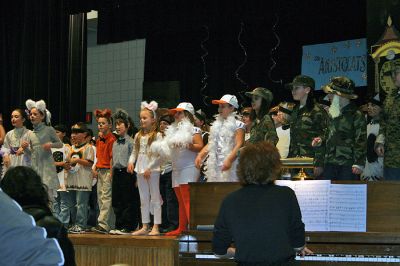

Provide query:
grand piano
left=179, top=181, right=400, bottom=265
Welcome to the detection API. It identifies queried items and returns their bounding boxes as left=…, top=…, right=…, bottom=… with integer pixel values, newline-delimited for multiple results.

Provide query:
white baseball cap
left=212, top=94, right=239, bottom=109
left=169, top=102, right=195, bottom=115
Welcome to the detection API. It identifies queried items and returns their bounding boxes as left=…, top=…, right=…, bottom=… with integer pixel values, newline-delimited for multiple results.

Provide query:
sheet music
left=275, top=180, right=330, bottom=231
left=329, top=184, right=367, bottom=232
left=275, top=181, right=367, bottom=232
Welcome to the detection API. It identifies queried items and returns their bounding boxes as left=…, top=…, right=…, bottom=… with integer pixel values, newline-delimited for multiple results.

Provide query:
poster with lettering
left=301, top=38, right=367, bottom=90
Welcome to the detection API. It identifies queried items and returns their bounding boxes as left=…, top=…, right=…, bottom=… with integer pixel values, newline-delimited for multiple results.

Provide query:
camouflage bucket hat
left=286, top=75, right=315, bottom=90
left=245, top=87, right=273, bottom=103
left=322, top=76, right=358, bottom=99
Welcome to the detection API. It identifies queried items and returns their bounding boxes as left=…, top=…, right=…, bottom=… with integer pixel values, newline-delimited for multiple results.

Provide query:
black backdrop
left=0, top=1, right=87, bottom=131
left=96, top=0, right=367, bottom=113
left=1, top=0, right=371, bottom=129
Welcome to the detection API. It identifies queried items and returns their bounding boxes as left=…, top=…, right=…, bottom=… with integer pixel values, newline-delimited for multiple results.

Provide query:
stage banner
left=301, top=38, right=367, bottom=90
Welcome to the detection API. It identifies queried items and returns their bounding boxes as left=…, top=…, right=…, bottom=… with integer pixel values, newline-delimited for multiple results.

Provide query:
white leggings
left=137, top=172, right=162, bottom=225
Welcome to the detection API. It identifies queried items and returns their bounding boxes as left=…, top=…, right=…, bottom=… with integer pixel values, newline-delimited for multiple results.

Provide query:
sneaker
left=115, top=228, right=132, bottom=235
left=92, top=225, right=108, bottom=234
left=68, top=225, right=85, bottom=234
left=109, top=229, right=118, bottom=235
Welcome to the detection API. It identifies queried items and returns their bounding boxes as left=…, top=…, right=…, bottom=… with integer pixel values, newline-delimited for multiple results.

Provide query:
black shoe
left=92, top=225, right=108, bottom=234
left=161, top=225, right=177, bottom=233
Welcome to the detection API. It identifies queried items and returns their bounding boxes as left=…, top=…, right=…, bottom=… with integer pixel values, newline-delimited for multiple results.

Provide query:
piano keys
left=191, top=253, right=400, bottom=263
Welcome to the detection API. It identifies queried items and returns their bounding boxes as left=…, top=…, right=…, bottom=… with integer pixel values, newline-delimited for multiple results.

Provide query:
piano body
left=180, top=181, right=400, bottom=265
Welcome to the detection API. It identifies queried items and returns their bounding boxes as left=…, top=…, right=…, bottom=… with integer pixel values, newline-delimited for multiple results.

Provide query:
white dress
left=29, top=123, right=63, bottom=190
left=163, top=119, right=201, bottom=187
left=1, top=127, right=31, bottom=177
left=130, top=133, right=163, bottom=174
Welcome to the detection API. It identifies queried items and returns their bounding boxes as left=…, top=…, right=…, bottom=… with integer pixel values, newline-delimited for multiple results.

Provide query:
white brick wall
left=87, top=39, right=146, bottom=132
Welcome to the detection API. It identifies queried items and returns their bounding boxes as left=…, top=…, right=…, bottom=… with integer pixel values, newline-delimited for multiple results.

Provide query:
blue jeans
left=323, top=164, right=359, bottom=181
left=52, top=192, right=62, bottom=220
left=384, top=167, right=400, bottom=180
left=59, top=190, right=91, bottom=228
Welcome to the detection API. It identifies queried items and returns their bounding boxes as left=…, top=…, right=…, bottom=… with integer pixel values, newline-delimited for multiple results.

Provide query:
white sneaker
left=115, top=229, right=132, bottom=235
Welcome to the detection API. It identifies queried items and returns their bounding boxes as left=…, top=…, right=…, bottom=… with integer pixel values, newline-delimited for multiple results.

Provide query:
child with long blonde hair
left=128, top=101, right=163, bottom=235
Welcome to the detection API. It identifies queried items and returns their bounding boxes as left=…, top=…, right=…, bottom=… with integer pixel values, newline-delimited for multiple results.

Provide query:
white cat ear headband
left=26, top=99, right=51, bottom=124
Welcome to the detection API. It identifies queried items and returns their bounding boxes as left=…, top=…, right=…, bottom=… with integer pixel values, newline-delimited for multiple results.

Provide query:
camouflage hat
left=322, top=76, right=358, bottom=99
left=286, top=75, right=315, bottom=90
left=245, top=87, right=273, bottom=103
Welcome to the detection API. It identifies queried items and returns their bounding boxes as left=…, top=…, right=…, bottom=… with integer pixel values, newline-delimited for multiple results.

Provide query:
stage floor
left=69, top=232, right=179, bottom=266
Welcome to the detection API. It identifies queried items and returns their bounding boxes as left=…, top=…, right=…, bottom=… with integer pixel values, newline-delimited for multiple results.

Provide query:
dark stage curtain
left=0, top=1, right=87, bottom=131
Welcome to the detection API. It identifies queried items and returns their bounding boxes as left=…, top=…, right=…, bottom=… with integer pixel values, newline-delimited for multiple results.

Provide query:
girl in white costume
left=164, top=102, right=204, bottom=236
left=26, top=99, right=63, bottom=200
left=128, top=101, right=163, bottom=236
left=196, top=95, right=245, bottom=182
left=2, top=109, right=31, bottom=176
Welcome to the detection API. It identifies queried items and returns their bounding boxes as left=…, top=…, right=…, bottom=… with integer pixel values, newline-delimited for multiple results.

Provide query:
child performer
left=92, top=108, right=116, bottom=234
left=195, top=95, right=245, bottom=182
left=2, top=109, right=31, bottom=176
left=164, top=103, right=204, bottom=236
left=245, top=88, right=278, bottom=145
left=52, top=124, right=71, bottom=220
left=64, top=123, right=95, bottom=233
left=110, top=109, right=140, bottom=234
left=25, top=99, right=63, bottom=201
left=158, top=114, right=179, bottom=233
left=194, top=109, right=210, bottom=182
left=128, top=101, right=163, bottom=236
left=52, top=124, right=71, bottom=191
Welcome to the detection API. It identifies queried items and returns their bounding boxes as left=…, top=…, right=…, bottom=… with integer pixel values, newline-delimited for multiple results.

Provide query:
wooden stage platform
left=69, top=233, right=179, bottom=266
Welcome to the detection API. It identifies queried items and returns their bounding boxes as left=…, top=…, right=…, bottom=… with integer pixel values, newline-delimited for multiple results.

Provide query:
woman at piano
left=212, top=142, right=312, bottom=265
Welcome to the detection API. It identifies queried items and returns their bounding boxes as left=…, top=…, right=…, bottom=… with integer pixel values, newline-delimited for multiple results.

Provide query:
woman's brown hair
left=237, top=141, right=281, bottom=185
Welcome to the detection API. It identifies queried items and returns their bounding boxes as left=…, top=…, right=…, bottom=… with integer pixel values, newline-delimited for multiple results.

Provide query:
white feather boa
left=164, top=118, right=193, bottom=148
left=149, top=136, right=171, bottom=160
left=152, top=118, right=194, bottom=160
left=206, top=113, right=238, bottom=182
